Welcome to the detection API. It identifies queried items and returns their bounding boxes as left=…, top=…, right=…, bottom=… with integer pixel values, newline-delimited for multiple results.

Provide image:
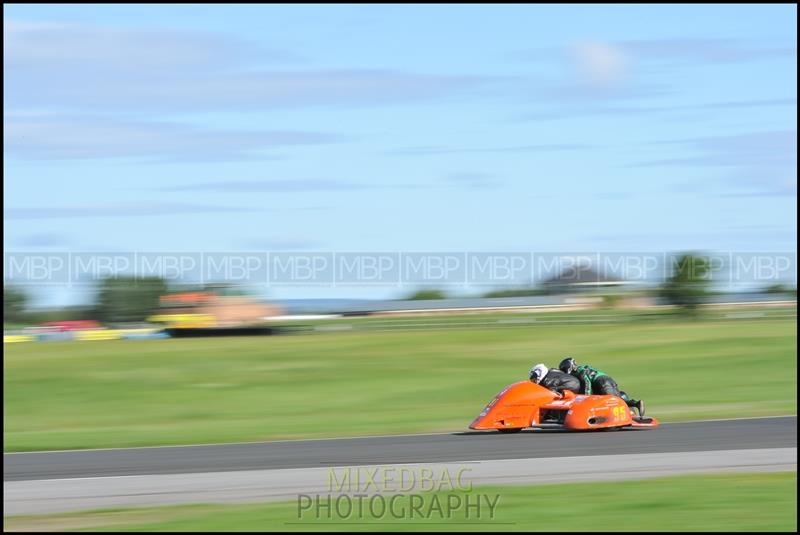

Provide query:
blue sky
left=3, top=4, right=797, bottom=303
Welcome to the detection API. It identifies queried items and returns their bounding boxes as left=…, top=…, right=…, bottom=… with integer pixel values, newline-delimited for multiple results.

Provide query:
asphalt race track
left=4, top=416, right=797, bottom=515
left=5, top=416, right=796, bottom=480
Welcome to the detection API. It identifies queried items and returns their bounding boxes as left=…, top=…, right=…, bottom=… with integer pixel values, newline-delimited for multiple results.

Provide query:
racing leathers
left=571, top=364, right=645, bottom=416
left=539, top=369, right=581, bottom=395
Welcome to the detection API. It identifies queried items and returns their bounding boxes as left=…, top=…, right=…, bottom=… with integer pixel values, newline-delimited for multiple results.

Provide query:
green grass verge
left=4, top=472, right=796, bottom=532
left=4, top=313, right=797, bottom=451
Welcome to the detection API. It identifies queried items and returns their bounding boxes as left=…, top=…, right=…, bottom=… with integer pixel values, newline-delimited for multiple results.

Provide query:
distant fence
left=277, top=293, right=796, bottom=315
left=4, top=328, right=168, bottom=344
left=312, top=306, right=797, bottom=333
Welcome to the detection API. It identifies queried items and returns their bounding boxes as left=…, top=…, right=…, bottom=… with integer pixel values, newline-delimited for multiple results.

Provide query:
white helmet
left=529, top=363, right=549, bottom=384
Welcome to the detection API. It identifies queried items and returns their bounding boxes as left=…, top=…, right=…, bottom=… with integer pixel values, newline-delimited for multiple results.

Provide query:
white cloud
left=3, top=114, right=342, bottom=161
left=3, top=19, right=290, bottom=73
left=569, top=41, right=629, bottom=88
left=162, top=179, right=365, bottom=193
left=4, top=20, right=499, bottom=112
left=5, top=202, right=256, bottom=220
left=7, top=69, right=497, bottom=112
left=387, top=143, right=588, bottom=155
left=518, top=37, right=794, bottom=106
left=619, top=38, right=795, bottom=63
left=639, top=130, right=797, bottom=197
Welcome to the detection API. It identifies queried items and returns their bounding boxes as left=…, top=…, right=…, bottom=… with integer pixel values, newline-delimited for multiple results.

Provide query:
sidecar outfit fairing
left=469, top=381, right=659, bottom=432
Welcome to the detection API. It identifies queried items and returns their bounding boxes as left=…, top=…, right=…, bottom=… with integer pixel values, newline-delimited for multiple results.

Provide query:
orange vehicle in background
left=470, top=381, right=659, bottom=432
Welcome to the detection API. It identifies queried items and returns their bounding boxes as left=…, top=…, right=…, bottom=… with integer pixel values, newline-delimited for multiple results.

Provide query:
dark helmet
left=559, top=357, right=577, bottom=374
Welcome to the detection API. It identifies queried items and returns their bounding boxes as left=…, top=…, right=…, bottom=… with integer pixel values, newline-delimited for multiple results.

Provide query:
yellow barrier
left=4, top=335, right=35, bottom=344
left=74, top=330, right=123, bottom=341
left=4, top=328, right=163, bottom=343
left=147, top=314, right=217, bottom=328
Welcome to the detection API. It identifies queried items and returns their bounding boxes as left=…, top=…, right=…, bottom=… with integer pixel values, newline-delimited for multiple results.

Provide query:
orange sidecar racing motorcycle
left=469, top=380, right=659, bottom=432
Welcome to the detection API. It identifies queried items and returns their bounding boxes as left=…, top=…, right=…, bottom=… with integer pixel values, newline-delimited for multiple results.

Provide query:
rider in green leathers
left=559, top=357, right=646, bottom=418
